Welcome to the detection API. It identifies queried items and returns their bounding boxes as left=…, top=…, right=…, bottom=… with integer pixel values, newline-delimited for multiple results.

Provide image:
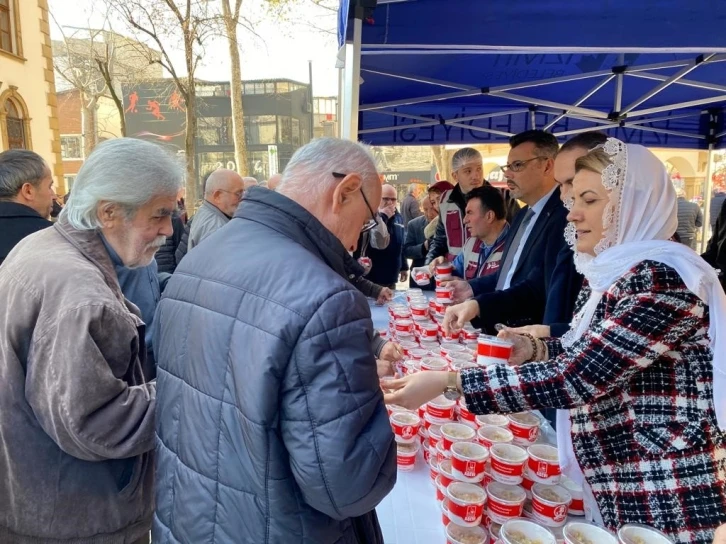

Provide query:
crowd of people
left=0, top=129, right=725, bottom=543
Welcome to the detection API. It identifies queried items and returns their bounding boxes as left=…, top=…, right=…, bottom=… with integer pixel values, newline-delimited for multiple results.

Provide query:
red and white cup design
left=395, top=319, right=415, bottom=337
left=396, top=441, right=420, bottom=472
left=438, top=459, right=454, bottom=487
left=527, top=445, right=561, bottom=484
left=410, top=302, right=429, bottom=318
left=413, top=270, right=432, bottom=286
left=458, top=403, right=477, bottom=424
left=379, top=329, right=388, bottom=339
left=531, top=483, right=571, bottom=527
left=391, top=305, right=411, bottom=320
left=405, top=288, right=423, bottom=301
left=451, top=441, right=490, bottom=483
left=451, top=360, right=478, bottom=374
left=442, top=329, right=461, bottom=342
left=358, top=256, right=372, bottom=271
left=437, top=440, right=452, bottom=465
left=490, top=443, right=528, bottom=485
left=426, top=396, right=456, bottom=420
left=436, top=476, right=446, bottom=503
left=478, top=425, right=515, bottom=449
left=441, top=499, right=452, bottom=528
left=436, top=262, right=454, bottom=279
left=390, top=412, right=421, bottom=444
left=508, top=413, right=541, bottom=446
left=446, top=482, right=487, bottom=527
left=522, top=467, right=535, bottom=499
left=476, top=415, right=510, bottom=428
left=436, top=285, right=455, bottom=303
left=428, top=423, right=442, bottom=449
left=422, top=439, right=431, bottom=465
left=462, top=326, right=481, bottom=341
left=399, top=340, right=418, bottom=357
left=441, top=423, right=476, bottom=451
left=560, top=475, right=584, bottom=515
left=446, top=523, right=488, bottom=544
left=440, top=342, right=465, bottom=359
left=421, top=356, right=449, bottom=372
left=477, top=335, right=514, bottom=366
left=409, top=348, right=429, bottom=361
left=486, top=482, right=526, bottom=525
left=430, top=459, right=440, bottom=483
left=419, top=322, right=439, bottom=339
left=433, top=300, right=446, bottom=315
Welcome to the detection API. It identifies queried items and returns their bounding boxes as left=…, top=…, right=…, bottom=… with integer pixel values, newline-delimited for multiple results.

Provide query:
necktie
left=495, top=208, right=535, bottom=290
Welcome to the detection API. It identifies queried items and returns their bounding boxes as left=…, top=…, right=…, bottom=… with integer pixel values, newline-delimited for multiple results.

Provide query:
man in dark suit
left=0, top=150, right=55, bottom=266
left=442, top=130, right=567, bottom=332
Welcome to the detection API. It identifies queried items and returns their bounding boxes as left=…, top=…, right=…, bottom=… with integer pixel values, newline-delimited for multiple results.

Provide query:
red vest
left=462, top=236, right=507, bottom=280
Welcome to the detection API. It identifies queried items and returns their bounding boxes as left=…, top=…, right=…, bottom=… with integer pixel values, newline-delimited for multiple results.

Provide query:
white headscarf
left=556, top=139, right=726, bottom=480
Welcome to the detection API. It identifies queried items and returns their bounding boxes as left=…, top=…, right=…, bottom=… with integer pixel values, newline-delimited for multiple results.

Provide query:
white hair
left=408, top=183, right=418, bottom=195
left=62, top=138, right=185, bottom=230
left=277, top=138, right=379, bottom=201
left=204, top=169, right=241, bottom=196
left=452, top=147, right=482, bottom=171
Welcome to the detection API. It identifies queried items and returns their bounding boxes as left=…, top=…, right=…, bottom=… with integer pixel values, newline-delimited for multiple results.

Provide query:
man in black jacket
left=703, top=196, right=726, bottom=290
left=0, top=150, right=55, bottom=265
left=403, top=194, right=437, bottom=288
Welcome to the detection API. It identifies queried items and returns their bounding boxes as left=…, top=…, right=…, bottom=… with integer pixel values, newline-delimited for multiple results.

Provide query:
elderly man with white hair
left=0, top=138, right=184, bottom=544
left=401, top=182, right=423, bottom=226
left=153, top=137, right=396, bottom=544
left=188, top=168, right=245, bottom=250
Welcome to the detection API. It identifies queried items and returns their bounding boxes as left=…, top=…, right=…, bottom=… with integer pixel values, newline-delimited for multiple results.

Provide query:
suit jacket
left=0, top=202, right=52, bottom=266
left=468, top=188, right=568, bottom=331
left=544, top=244, right=584, bottom=338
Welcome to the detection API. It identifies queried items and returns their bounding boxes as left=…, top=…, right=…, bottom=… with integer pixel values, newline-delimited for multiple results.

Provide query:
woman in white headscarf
left=384, top=139, right=726, bottom=542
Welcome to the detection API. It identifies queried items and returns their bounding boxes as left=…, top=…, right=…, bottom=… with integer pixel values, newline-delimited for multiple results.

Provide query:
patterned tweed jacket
left=462, top=260, right=726, bottom=544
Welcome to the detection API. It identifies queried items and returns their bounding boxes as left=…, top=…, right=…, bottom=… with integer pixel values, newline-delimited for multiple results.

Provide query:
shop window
left=246, top=115, right=277, bottom=145
left=5, top=98, right=25, bottom=149
left=61, top=135, right=82, bottom=159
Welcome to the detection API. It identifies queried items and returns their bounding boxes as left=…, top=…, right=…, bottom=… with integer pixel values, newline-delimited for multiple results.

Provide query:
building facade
left=0, top=0, right=64, bottom=191
left=122, top=79, right=313, bottom=186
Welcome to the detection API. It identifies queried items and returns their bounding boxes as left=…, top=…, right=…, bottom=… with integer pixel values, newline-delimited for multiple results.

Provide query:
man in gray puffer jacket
left=153, top=138, right=397, bottom=544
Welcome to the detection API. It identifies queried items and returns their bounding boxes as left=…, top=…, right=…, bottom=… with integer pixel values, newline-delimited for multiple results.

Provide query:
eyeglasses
left=332, top=172, right=378, bottom=232
left=501, top=156, right=547, bottom=173
left=219, top=189, right=244, bottom=200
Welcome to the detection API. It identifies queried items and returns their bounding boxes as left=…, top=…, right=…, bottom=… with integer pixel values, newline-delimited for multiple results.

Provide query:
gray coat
left=153, top=187, right=396, bottom=543
left=188, top=199, right=230, bottom=250
left=0, top=217, right=156, bottom=543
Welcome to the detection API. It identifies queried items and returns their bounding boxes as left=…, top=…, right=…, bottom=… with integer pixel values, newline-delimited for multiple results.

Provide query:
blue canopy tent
left=337, top=0, right=726, bottom=240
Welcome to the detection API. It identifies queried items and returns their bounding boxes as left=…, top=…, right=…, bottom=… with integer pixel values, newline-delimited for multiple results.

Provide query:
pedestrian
left=676, top=189, right=703, bottom=249
left=401, top=183, right=423, bottom=226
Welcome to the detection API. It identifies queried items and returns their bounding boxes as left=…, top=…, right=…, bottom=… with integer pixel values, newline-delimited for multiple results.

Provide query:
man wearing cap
left=426, top=148, right=519, bottom=264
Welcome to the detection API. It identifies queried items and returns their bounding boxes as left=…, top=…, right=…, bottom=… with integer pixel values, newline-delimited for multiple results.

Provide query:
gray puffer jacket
left=152, top=187, right=396, bottom=543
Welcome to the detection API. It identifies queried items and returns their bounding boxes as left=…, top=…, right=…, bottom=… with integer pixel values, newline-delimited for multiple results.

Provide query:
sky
left=48, top=0, right=341, bottom=96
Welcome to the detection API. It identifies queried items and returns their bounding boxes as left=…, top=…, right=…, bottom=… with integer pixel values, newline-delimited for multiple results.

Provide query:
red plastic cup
left=399, top=340, right=418, bottom=357
left=391, top=305, right=411, bottom=320
left=418, top=322, right=439, bottom=340
left=477, top=335, right=513, bottom=366
left=486, top=482, right=526, bottom=525
left=422, top=438, right=431, bottom=465
left=446, top=523, right=488, bottom=544
left=476, top=415, right=510, bottom=428
left=409, top=348, right=429, bottom=361
left=441, top=499, right=452, bottom=528
left=430, top=457, right=440, bottom=483
left=413, top=269, right=432, bottom=286
left=436, top=262, right=454, bottom=279
left=462, top=326, right=481, bottom=341
left=437, top=440, right=452, bottom=465
left=458, top=403, right=477, bottom=425
left=421, top=356, right=449, bottom=372
left=446, top=482, right=487, bottom=527
left=500, top=519, right=556, bottom=544
left=436, top=475, right=446, bottom=503
left=522, top=466, right=535, bottom=499
left=410, top=302, right=429, bottom=318
left=451, top=441, right=490, bottom=483
left=442, top=329, right=461, bottom=342
left=428, top=423, right=442, bottom=449
left=438, top=459, right=454, bottom=487
left=527, top=444, right=561, bottom=485
left=440, top=342, right=466, bottom=360
left=508, top=413, right=541, bottom=446
left=490, top=443, right=528, bottom=485
left=395, top=319, right=415, bottom=337
left=396, top=441, right=420, bottom=472
left=560, top=475, right=584, bottom=516
left=390, top=412, right=421, bottom=444
left=436, top=285, right=455, bottom=303
left=531, top=483, right=572, bottom=527
left=441, top=422, right=476, bottom=451
left=427, top=395, right=457, bottom=420
left=478, top=425, right=514, bottom=449
left=379, top=329, right=388, bottom=339
left=563, top=523, right=618, bottom=544
left=618, top=524, right=673, bottom=544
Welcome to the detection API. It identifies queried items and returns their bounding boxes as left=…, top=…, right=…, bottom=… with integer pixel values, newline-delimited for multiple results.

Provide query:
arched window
left=5, top=98, right=26, bottom=149
left=0, top=87, right=32, bottom=151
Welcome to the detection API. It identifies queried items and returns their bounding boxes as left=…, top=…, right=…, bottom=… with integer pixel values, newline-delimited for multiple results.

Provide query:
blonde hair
left=574, top=145, right=611, bottom=176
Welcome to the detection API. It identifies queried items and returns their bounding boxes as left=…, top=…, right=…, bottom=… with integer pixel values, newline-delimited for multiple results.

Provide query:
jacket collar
left=0, top=201, right=49, bottom=220
left=235, top=187, right=349, bottom=279
left=201, top=199, right=232, bottom=220
left=54, top=215, right=125, bottom=303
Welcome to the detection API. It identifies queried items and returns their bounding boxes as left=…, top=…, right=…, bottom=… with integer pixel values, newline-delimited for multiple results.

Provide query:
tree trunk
left=222, top=0, right=248, bottom=176
left=431, top=145, right=451, bottom=182
left=82, top=94, right=98, bottom=157
left=184, top=87, right=198, bottom=210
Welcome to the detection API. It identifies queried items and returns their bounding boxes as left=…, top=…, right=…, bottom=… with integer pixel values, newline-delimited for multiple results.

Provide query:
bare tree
left=431, top=145, right=452, bottom=182
left=106, top=0, right=216, bottom=208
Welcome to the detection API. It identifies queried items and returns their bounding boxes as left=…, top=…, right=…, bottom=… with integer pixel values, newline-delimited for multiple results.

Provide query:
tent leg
left=341, top=17, right=362, bottom=141
left=701, top=144, right=715, bottom=253
left=337, top=67, right=343, bottom=138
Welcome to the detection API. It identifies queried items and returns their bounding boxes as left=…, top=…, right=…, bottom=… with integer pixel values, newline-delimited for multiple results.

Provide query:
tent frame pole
left=544, top=75, right=615, bottom=130
left=701, top=144, right=715, bottom=253
left=341, top=15, right=363, bottom=140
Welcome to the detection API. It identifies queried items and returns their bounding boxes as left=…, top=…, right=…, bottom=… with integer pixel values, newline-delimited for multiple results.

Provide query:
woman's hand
left=443, top=300, right=479, bottom=333
left=496, top=330, right=534, bottom=365
left=502, top=325, right=550, bottom=338
left=382, top=371, right=450, bottom=411
left=713, top=524, right=726, bottom=544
